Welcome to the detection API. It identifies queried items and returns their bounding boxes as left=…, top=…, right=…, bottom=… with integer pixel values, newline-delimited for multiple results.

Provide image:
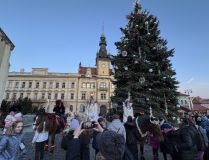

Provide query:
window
left=54, top=93, right=58, bottom=100
left=21, top=82, right=25, bottom=88
left=29, top=82, right=32, bottom=88
left=36, top=82, right=39, bottom=88
left=34, top=93, right=38, bottom=100
left=48, top=93, right=51, bottom=100
left=181, top=100, right=184, bottom=105
left=70, top=93, right=74, bottom=100
left=56, top=83, right=59, bottom=88
left=71, top=82, right=75, bottom=88
left=100, top=82, right=106, bottom=88
left=12, top=93, right=17, bottom=100
left=81, top=93, right=86, bottom=100
left=20, top=93, right=24, bottom=99
left=15, top=82, right=19, bottom=88
left=62, top=82, right=65, bottom=88
left=6, top=93, right=10, bottom=100
left=185, top=100, right=188, bottom=105
left=101, top=93, right=106, bottom=100
left=43, top=82, right=47, bottom=89
left=91, top=83, right=95, bottom=88
left=41, top=93, right=45, bottom=99
left=49, top=82, right=53, bottom=89
left=61, top=93, right=65, bottom=100
left=70, top=105, right=73, bottom=112
left=8, top=81, right=12, bottom=88
left=87, top=83, right=90, bottom=88
left=82, top=83, right=86, bottom=88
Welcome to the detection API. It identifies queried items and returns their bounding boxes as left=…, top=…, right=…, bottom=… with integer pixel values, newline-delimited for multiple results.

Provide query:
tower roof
left=96, top=34, right=109, bottom=60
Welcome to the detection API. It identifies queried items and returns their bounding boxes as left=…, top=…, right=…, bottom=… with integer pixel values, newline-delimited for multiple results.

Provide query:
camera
left=81, top=121, right=97, bottom=129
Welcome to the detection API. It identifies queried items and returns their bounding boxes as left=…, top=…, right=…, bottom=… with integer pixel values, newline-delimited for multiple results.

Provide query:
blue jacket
left=201, top=117, right=209, bottom=132
left=0, top=134, right=26, bottom=160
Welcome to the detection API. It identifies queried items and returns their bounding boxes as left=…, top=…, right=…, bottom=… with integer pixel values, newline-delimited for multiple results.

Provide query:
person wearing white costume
left=123, top=93, right=134, bottom=123
left=88, top=102, right=99, bottom=121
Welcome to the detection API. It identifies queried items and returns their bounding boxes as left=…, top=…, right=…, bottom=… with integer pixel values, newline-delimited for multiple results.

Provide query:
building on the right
left=177, top=93, right=209, bottom=114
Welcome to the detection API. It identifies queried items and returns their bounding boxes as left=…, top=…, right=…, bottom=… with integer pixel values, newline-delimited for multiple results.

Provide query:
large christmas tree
left=111, top=2, right=178, bottom=118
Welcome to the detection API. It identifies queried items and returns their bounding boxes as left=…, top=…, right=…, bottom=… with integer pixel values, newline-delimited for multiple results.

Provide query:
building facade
left=3, top=35, right=114, bottom=114
left=0, top=28, right=15, bottom=104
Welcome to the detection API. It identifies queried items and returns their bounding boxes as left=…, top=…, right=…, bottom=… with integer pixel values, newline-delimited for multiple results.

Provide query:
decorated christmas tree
left=111, top=1, right=179, bottom=118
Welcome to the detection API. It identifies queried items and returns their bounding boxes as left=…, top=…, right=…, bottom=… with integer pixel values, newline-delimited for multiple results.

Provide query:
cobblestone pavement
left=23, top=130, right=171, bottom=160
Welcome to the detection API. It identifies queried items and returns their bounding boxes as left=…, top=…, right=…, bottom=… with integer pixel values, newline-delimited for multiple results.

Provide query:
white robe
left=123, top=102, right=133, bottom=123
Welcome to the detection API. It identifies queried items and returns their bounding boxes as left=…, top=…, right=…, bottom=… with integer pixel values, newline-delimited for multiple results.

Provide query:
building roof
left=178, top=92, right=189, bottom=96
left=79, top=66, right=97, bottom=75
left=192, top=104, right=208, bottom=111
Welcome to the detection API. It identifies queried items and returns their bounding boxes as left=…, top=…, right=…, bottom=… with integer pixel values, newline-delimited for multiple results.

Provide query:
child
left=0, top=121, right=26, bottom=159
left=32, top=119, right=49, bottom=160
left=149, top=133, right=160, bottom=160
left=3, top=111, right=16, bottom=134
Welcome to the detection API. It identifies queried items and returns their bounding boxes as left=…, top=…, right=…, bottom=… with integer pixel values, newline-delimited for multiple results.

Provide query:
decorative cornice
left=0, top=28, right=15, bottom=51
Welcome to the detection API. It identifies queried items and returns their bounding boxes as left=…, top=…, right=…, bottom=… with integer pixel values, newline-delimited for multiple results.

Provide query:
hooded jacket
left=108, top=119, right=126, bottom=141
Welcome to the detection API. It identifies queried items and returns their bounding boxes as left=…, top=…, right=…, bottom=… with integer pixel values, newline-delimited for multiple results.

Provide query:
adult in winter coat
left=0, top=121, right=26, bottom=160
left=108, top=114, right=126, bottom=141
left=177, top=118, right=199, bottom=160
left=53, top=100, right=65, bottom=116
left=124, top=116, right=138, bottom=160
left=96, top=129, right=134, bottom=160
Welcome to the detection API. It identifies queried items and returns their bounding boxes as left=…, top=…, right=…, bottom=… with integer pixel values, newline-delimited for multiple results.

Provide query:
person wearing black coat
left=124, top=116, right=139, bottom=160
left=177, top=119, right=199, bottom=160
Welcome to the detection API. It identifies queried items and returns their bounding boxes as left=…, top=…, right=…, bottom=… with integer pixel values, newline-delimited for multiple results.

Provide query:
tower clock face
left=101, top=63, right=106, bottom=68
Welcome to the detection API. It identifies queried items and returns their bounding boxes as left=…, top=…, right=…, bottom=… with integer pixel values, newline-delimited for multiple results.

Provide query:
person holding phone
left=0, top=121, right=26, bottom=160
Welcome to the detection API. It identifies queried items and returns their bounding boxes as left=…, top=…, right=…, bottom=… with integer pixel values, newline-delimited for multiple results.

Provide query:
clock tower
left=96, top=34, right=110, bottom=76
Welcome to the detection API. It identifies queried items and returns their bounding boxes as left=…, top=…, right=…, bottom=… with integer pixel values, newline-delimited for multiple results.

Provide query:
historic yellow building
left=4, top=34, right=114, bottom=114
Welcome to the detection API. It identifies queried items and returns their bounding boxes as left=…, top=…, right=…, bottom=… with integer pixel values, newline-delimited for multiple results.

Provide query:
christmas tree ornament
left=115, top=65, right=118, bottom=69
left=153, top=47, right=156, bottom=50
left=139, top=77, right=145, bottom=84
left=149, top=106, right=153, bottom=117
left=157, top=44, right=162, bottom=49
left=124, top=66, right=128, bottom=70
left=148, top=88, right=152, bottom=91
left=122, top=51, right=128, bottom=57
left=138, top=47, right=142, bottom=59
left=149, top=68, right=153, bottom=73
left=134, top=60, right=139, bottom=64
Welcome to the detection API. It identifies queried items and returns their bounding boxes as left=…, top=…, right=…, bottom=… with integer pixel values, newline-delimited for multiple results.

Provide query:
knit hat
left=70, top=119, right=79, bottom=130
left=96, top=130, right=125, bottom=160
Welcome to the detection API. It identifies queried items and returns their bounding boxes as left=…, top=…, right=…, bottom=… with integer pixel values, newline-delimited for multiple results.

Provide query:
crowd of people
left=1, top=100, right=209, bottom=160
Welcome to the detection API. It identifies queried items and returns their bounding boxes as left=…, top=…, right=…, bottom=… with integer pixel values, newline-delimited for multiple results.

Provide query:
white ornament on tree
left=134, top=60, right=139, bottom=64
left=138, top=47, right=142, bottom=59
left=122, top=51, right=128, bottom=57
left=149, top=68, right=153, bottom=73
